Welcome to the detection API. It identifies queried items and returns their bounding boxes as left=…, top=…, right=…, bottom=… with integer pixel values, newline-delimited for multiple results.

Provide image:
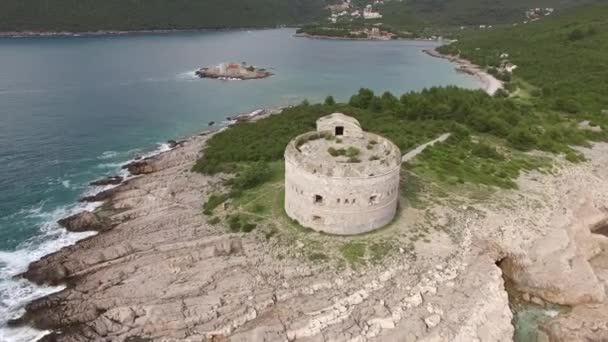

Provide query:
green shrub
left=324, top=96, right=336, bottom=106
left=568, top=29, right=585, bottom=41
left=203, top=193, right=229, bottom=215
left=472, top=143, right=504, bottom=160
left=507, top=127, right=538, bottom=151
left=554, top=98, right=582, bottom=114
left=494, top=89, right=509, bottom=98
left=242, top=223, right=257, bottom=232
left=309, top=252, right=328, bottom=261
left=230, top=162, right=272, bottom=196
left=228, top=215, right=242, bottom=232
left=565, top=151, right=586, bottom=163
left=349, top=88, right=375, bottom=108
left=328, top=147, right=346, bottom=157
left=345, top=147, right=360, bottom=158
left=207, top=217, right=221, bottom=225
left=227, top=214, right=257, bottom=233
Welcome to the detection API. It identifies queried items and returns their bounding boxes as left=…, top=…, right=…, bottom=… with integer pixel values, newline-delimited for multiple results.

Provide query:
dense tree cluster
left=379, top=0, right=604, bottom=29
left=0, top=0, right=326, bottom=32
left=194, top=86, right=602, bottom=189
left=438, top=5, right=608, bottom=115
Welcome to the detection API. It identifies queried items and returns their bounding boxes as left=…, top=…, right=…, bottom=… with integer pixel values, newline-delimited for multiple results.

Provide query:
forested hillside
left=379, top=0, right=604, bottom=28
left=0, top=0, right=326, bottom=32
left=438, top=5, right=608, bottom=114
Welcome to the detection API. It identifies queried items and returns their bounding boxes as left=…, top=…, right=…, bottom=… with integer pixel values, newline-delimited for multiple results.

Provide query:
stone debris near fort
left=284, top=113, right=401, bottom=235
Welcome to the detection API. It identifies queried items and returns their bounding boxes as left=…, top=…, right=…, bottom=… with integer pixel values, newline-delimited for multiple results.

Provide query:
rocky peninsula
left=196, top=62, right=273, bottom=80
left=7, top=109, right=608, bottom=341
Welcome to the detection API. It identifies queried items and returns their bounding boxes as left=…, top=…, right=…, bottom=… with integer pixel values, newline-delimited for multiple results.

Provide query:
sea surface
left=0, top=28, right=479, bottom=340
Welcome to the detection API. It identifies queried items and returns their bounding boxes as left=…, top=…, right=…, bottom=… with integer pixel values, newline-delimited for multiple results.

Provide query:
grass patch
left=328, top=147, right=346, bottom=157
left=369, top=242, right=392, bottom=263
left=411, top=134, right=551, bottom=189
left=340, top=241, right=366, bottom=264
left=227, top=214, right=258, bottom=233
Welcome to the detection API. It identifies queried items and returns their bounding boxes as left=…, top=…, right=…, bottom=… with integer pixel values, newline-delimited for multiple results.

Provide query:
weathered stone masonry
left=284, top=113, right=401, bottom=235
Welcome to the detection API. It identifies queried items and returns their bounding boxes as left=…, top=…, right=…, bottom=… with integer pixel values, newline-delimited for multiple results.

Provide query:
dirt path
left=402, top=133, right=451, bottom=163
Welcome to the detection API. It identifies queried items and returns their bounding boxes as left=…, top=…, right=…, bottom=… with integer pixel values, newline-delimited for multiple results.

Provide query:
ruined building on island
left=284, top=113, right=401, bottom=235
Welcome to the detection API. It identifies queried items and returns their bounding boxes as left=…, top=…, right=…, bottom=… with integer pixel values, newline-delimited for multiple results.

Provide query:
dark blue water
left=0, top=28, right=479, bottom=340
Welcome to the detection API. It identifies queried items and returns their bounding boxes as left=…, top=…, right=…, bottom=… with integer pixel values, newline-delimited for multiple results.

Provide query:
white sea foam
left=98, top=150, right=119, bottom=160
left=0, top=140, right=175, bottom=338
left=543, top=310, right=560, bottom=318
left=0, top=202, right=97, bottom=340
left=0, top=324, right=51, bottom=342
left=177, top=70, right=199, bottom=80
left=61, top=180, right=71, bottom=189
left=96, top=161, right=127, bottom=169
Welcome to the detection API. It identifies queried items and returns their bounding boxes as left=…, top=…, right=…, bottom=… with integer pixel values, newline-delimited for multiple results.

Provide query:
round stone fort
left=284, top=113, right=402, bottom=235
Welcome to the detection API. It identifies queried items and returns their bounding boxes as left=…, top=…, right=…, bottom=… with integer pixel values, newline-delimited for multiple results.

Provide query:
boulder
left=122, top=160, right=156, bottom=175
left=90, top=176, right=123, bottom=186
left=167, top=140, right=184, bottom=149
left=57, top=211, right=111, bottom=232
left=500, top=199, right=607, bottom=306
left=79, top=188, right=116, bottom=203
left=539, top=303, right=608, bottom=341
left=424, top=314, right=441, bottom=329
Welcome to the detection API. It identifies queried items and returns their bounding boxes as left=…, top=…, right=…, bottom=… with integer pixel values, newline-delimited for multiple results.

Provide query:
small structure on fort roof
left=284, top=113, right=401, bottom=235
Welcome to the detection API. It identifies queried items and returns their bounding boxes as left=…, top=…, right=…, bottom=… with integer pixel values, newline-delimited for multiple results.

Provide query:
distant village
left=472, top=7, right=555, bottom=30
left=301, top=1, right=559, bottom=40
left=300, top=0, right=397, bottom=40
left=327, top=0, right=384, bottom=22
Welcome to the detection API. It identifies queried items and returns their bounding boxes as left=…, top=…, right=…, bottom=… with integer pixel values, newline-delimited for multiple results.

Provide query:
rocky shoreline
left=0, top=28, right=279, bottom=38
left=293, top=32, right=396, bottom=41
left=423, top=48, right=503, bottom=95
left=196, top=63, right=273, bottom=80
left=293, top=32, right=442, bottom=42
left=7, top=102, right=608, bottom=341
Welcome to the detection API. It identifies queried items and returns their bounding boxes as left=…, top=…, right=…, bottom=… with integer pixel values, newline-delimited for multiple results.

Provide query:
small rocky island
left=195, top=62, right=272, bottom=80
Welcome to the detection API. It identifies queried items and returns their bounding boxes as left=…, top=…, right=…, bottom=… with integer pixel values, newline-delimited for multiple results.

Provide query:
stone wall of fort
left=284, top=114, right=401, bottom=235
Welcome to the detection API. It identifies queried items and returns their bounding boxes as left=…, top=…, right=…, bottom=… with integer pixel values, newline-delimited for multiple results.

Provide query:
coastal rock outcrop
left=57, top=211, right=112, bottom=232
left=167, top=139, right=184, bottom=149
left=122, top=159, right=156, bottom=175
left=499, top=198, right=608, bottom=306
left=79, top=187, right=118, bottom=202
left=196, top=62, right=272, bottom=80
left=539, top=303, right=608, bottom=341
left=90, top=176, right=123, bottom=186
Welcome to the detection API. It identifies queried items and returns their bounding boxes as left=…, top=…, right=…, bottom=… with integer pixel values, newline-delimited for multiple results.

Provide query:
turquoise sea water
left=0, top=28, right=479, bottom=340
